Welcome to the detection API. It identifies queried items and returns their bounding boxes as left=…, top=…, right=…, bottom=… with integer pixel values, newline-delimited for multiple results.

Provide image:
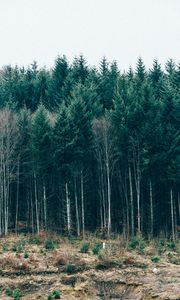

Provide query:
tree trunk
left=15, top=158, right=20, bottom=234
left=65, top=182, right=71, bottom=235
left=178, top=192, right=180, bottom=222
left=129, top=166, right=134, bottom=236
left=170, top=189, right=175, bottom=241
left=149, top=179, right=153, bottom=237
left=74, top=176, right=80, bottom=236
left=81, top=169, right=85, bottom=237
left=43, top=181, right=47, bottom=231
left=34, top=172, right=39, bottom=234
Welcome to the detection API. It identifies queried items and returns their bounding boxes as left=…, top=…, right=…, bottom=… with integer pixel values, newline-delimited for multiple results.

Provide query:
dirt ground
left=0, top=234, right=179, bottom=300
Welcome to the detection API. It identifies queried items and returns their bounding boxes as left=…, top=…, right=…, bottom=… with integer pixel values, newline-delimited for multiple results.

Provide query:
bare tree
left=0, top=109, right=19, bottom=235
left=93, top=117, right=115, bottom=237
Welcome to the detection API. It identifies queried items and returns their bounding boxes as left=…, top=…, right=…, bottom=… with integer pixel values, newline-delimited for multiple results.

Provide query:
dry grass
left=0, top=233, right=179, bottom=299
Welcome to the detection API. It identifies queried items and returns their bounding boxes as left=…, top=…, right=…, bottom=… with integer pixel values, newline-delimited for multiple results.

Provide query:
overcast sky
left=0, top=0, right=179, bottom=70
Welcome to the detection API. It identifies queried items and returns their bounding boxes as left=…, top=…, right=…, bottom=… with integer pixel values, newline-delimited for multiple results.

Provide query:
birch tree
left=0, top=109, right=19, bottom=235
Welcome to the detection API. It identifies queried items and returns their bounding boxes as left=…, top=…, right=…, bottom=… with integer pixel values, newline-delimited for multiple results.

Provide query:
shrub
left=66, top=264, right=75, bottom=274
left=24, top=252, right=29, bottom=259
left=159, top=239, right=165, bottom=246
left=128, top=236, right=146, bottom=254
left=12, top=245, right=17, bottom=252
left=92, top=243, right=102, bottom=255
left=151, top=256, right=160, bottom=263
left=5, top=287, right=13, bottom=296
left=68, top=235, right=77, bottom=244
left=167, top=242, right=176, bottom=250
left=12, top=241, right=24, bottom=253
left=80, top=243, right=90, bottom=253
left=98, top=249, right=106, bottom=260
left=45, top=239, right=55, bottom=250
left=128, top=237, right=140, bottom=249
left=3, top=244, right=9, bottom=252
left=13, top=288, right=22, bottom=300
left=48, top=290, right=61, bottom=299
left=138, top=240, right=146, bottom=255
left=29, top=235, right=41, bottom=245
left=17, top=245, right=24, bottom=253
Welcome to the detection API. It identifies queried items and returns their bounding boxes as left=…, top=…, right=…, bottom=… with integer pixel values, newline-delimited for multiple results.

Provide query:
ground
left=0, top=233, right=179, bottom=300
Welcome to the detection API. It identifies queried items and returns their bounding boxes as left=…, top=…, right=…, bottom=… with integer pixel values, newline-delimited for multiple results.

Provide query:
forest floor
left=0, top=232, right=179, bottom=300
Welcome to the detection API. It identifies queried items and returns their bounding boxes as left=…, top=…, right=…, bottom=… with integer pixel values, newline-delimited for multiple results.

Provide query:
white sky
left=0, top=0, right=179, bottom=70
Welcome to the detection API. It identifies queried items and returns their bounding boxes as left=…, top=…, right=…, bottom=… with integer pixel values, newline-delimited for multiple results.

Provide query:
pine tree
left=31, top=104, right=52, bottom=231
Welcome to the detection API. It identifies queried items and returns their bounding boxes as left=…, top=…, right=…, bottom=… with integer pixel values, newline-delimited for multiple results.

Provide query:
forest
left=0, top=55, right=179, bottom=239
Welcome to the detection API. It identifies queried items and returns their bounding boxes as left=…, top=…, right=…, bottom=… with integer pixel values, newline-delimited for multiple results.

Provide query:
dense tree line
left=0, top=56, right=179, bottom=239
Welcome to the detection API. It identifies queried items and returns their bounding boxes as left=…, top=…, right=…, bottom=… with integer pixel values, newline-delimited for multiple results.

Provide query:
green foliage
left=24, top=252, right=29, bottom=259
left=98, top=249, right=106, bottom=260
left=5, top=287, right=13, bottom=296
left=66, top=264, right=75, bottom=274
left=167, top=252, right=180, bottom=265
left=80, top=243, right=90, bottom=253
left=92, top=243, right=102, bottom=255
left=128, top=236, right=146, bottom=254
left=13, top=288, right=22, bottom=300
left=0, top=56, right=179, bottom=238
left=12, top=240, right=24, bottom=253
left=29, top=235, right=41, bottom=245
left=167, top=242, right=176, bottom=250
left=47, top=290, right=61, bottom=299
left=3, top=244, right=9, bottom=252
left=44, top=239, right=56, bottom=251
left=151, top=256, right=160, bottom=263
left=12, top=245, right=17, bottom=252
left=68, top=235, right=78, bottom=244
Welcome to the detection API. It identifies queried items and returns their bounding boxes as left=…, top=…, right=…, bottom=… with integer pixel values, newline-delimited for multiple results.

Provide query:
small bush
left=151, top=256, right=160, bottom=263
left=5, top=287, right=13, bottom=296
left=98, top=249, right=106, bottom=260
left=24, top=252, right=29, bottom=259
left=128, top=237, right=140, bottom=249
left=45, top=239, right=55, bottom=250
left=12, top=239, right=26, bottom=253
left=80, top=243, right=90, bottom=253
left=3, top=244, right=9, bottom=252
left=92, top=243, right=102, bottom=255
left=66, top=264, right=75, bottom=274
left=13, top=288, right=22, bottom=300
left=128, top=236, right=146, bottom=254
left=29, top=235, right=41, bottom=245
left=12, top=245, right=17, bottom=252
left=48, top=290, right=61, bottom=299
left=167, top=242, right=176, bottom=250
left=138, top=240, right=146, bottom=255
left=17, top=245, right=24, bottom=253
left=68, top=235, right=77, bottom=244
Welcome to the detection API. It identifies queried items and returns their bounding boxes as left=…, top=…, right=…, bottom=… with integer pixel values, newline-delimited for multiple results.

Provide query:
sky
left=0, top=0, right=179, bottom=71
